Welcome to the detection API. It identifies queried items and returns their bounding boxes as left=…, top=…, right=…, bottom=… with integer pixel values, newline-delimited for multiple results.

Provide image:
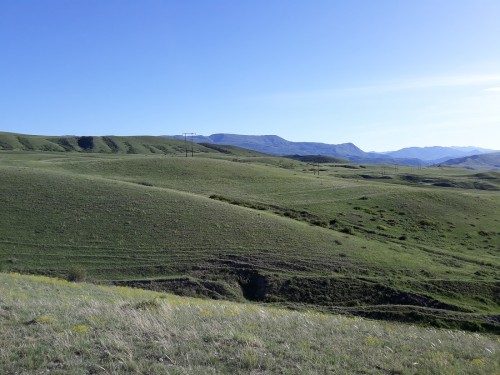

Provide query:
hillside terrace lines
left=2, top=245, right=363, bottom=271
left=0, top=236, right=371, bottom=268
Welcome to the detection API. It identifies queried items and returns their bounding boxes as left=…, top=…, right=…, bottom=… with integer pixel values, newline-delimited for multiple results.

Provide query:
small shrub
left=419, top=219, right=436, bottom=227
left=312, top=219, right=328, bottom=228
left=67, top=266, right=86, bottom=282
left=340, top=226, right=354, bottom=235
left=284, top=211, right=297, bottom=219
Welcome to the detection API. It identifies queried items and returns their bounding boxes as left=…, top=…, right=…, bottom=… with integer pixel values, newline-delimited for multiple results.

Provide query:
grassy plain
left=1, top=273, right=498, bottom=375
left=0, top=144, right=499, bottom=331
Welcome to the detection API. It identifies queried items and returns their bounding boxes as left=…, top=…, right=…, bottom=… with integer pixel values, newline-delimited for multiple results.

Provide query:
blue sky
left=1, top=1, right=499, bottom=151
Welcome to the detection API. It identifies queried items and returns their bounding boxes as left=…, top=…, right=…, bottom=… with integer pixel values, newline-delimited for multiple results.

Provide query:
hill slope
left=0, top=151, right=498, bottom=331
left=1, top=273, right=498, bottom=375
left=0, top=132, right=263, bottom=157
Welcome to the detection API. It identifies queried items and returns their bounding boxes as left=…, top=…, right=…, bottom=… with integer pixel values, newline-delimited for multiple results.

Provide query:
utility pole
left=183, top=133, right=196, bottom=157
left=308, top=161, right=320, bottom=176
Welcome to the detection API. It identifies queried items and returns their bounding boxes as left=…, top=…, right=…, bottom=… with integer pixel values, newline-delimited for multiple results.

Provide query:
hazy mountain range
left=435, top=152, right=500, bottom=171
left=382, top=146, right=496, bottom=163
left=1, top=131, right=497, bottom=169
left=166, top=134, right=498, bottom=167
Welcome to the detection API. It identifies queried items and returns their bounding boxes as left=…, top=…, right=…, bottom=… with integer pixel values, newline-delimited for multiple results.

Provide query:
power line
left=182, top=133, right=196, bottom=157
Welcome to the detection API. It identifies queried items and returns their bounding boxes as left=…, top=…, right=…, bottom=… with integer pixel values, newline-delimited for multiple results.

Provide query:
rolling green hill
left=0, top=131, right=264, bottom=156
left=0, top=147, right=499, bottom=332
left=284, top=154, right=349, bottom=163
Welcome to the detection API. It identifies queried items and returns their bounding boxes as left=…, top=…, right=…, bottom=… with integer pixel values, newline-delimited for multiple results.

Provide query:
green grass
left=1, top=273, right=498, bottom=375
left=38, top=154, right=498, bottom=262
left=0, top=149, right=498, bottom=331
left=0, top=131, right=257, bottom=156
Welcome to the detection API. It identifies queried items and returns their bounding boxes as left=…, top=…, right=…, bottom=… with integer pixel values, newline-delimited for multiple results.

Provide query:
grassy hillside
left=0, top=132, right=253, bottom=156
left=38, top=154, right=499, bottom=259
left=1, top=273, right=498, bottom=375
left=0, top=150, right=499, bottom=332
left=284, top=154, right=349, bottom=163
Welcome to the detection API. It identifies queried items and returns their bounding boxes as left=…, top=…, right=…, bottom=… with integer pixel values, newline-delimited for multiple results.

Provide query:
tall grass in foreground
left=1, top=273, right=498, bottom=374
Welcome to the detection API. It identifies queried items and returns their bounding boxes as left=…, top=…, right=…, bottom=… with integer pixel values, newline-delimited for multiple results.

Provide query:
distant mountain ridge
left=383, top=146, right=496, bottom=163
left=434, top=152, right=500, bottom=170
left=167, top=134, right=425, bottom=166
left=169, top=134, right=366, bottom=155
left=167, top=134, right=498, bottom=167
left=2, top=131, right=496, bottom=168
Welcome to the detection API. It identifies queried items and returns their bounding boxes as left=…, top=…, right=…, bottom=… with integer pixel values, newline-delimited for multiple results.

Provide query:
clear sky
left=1, top=0, right=499, bottom=151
